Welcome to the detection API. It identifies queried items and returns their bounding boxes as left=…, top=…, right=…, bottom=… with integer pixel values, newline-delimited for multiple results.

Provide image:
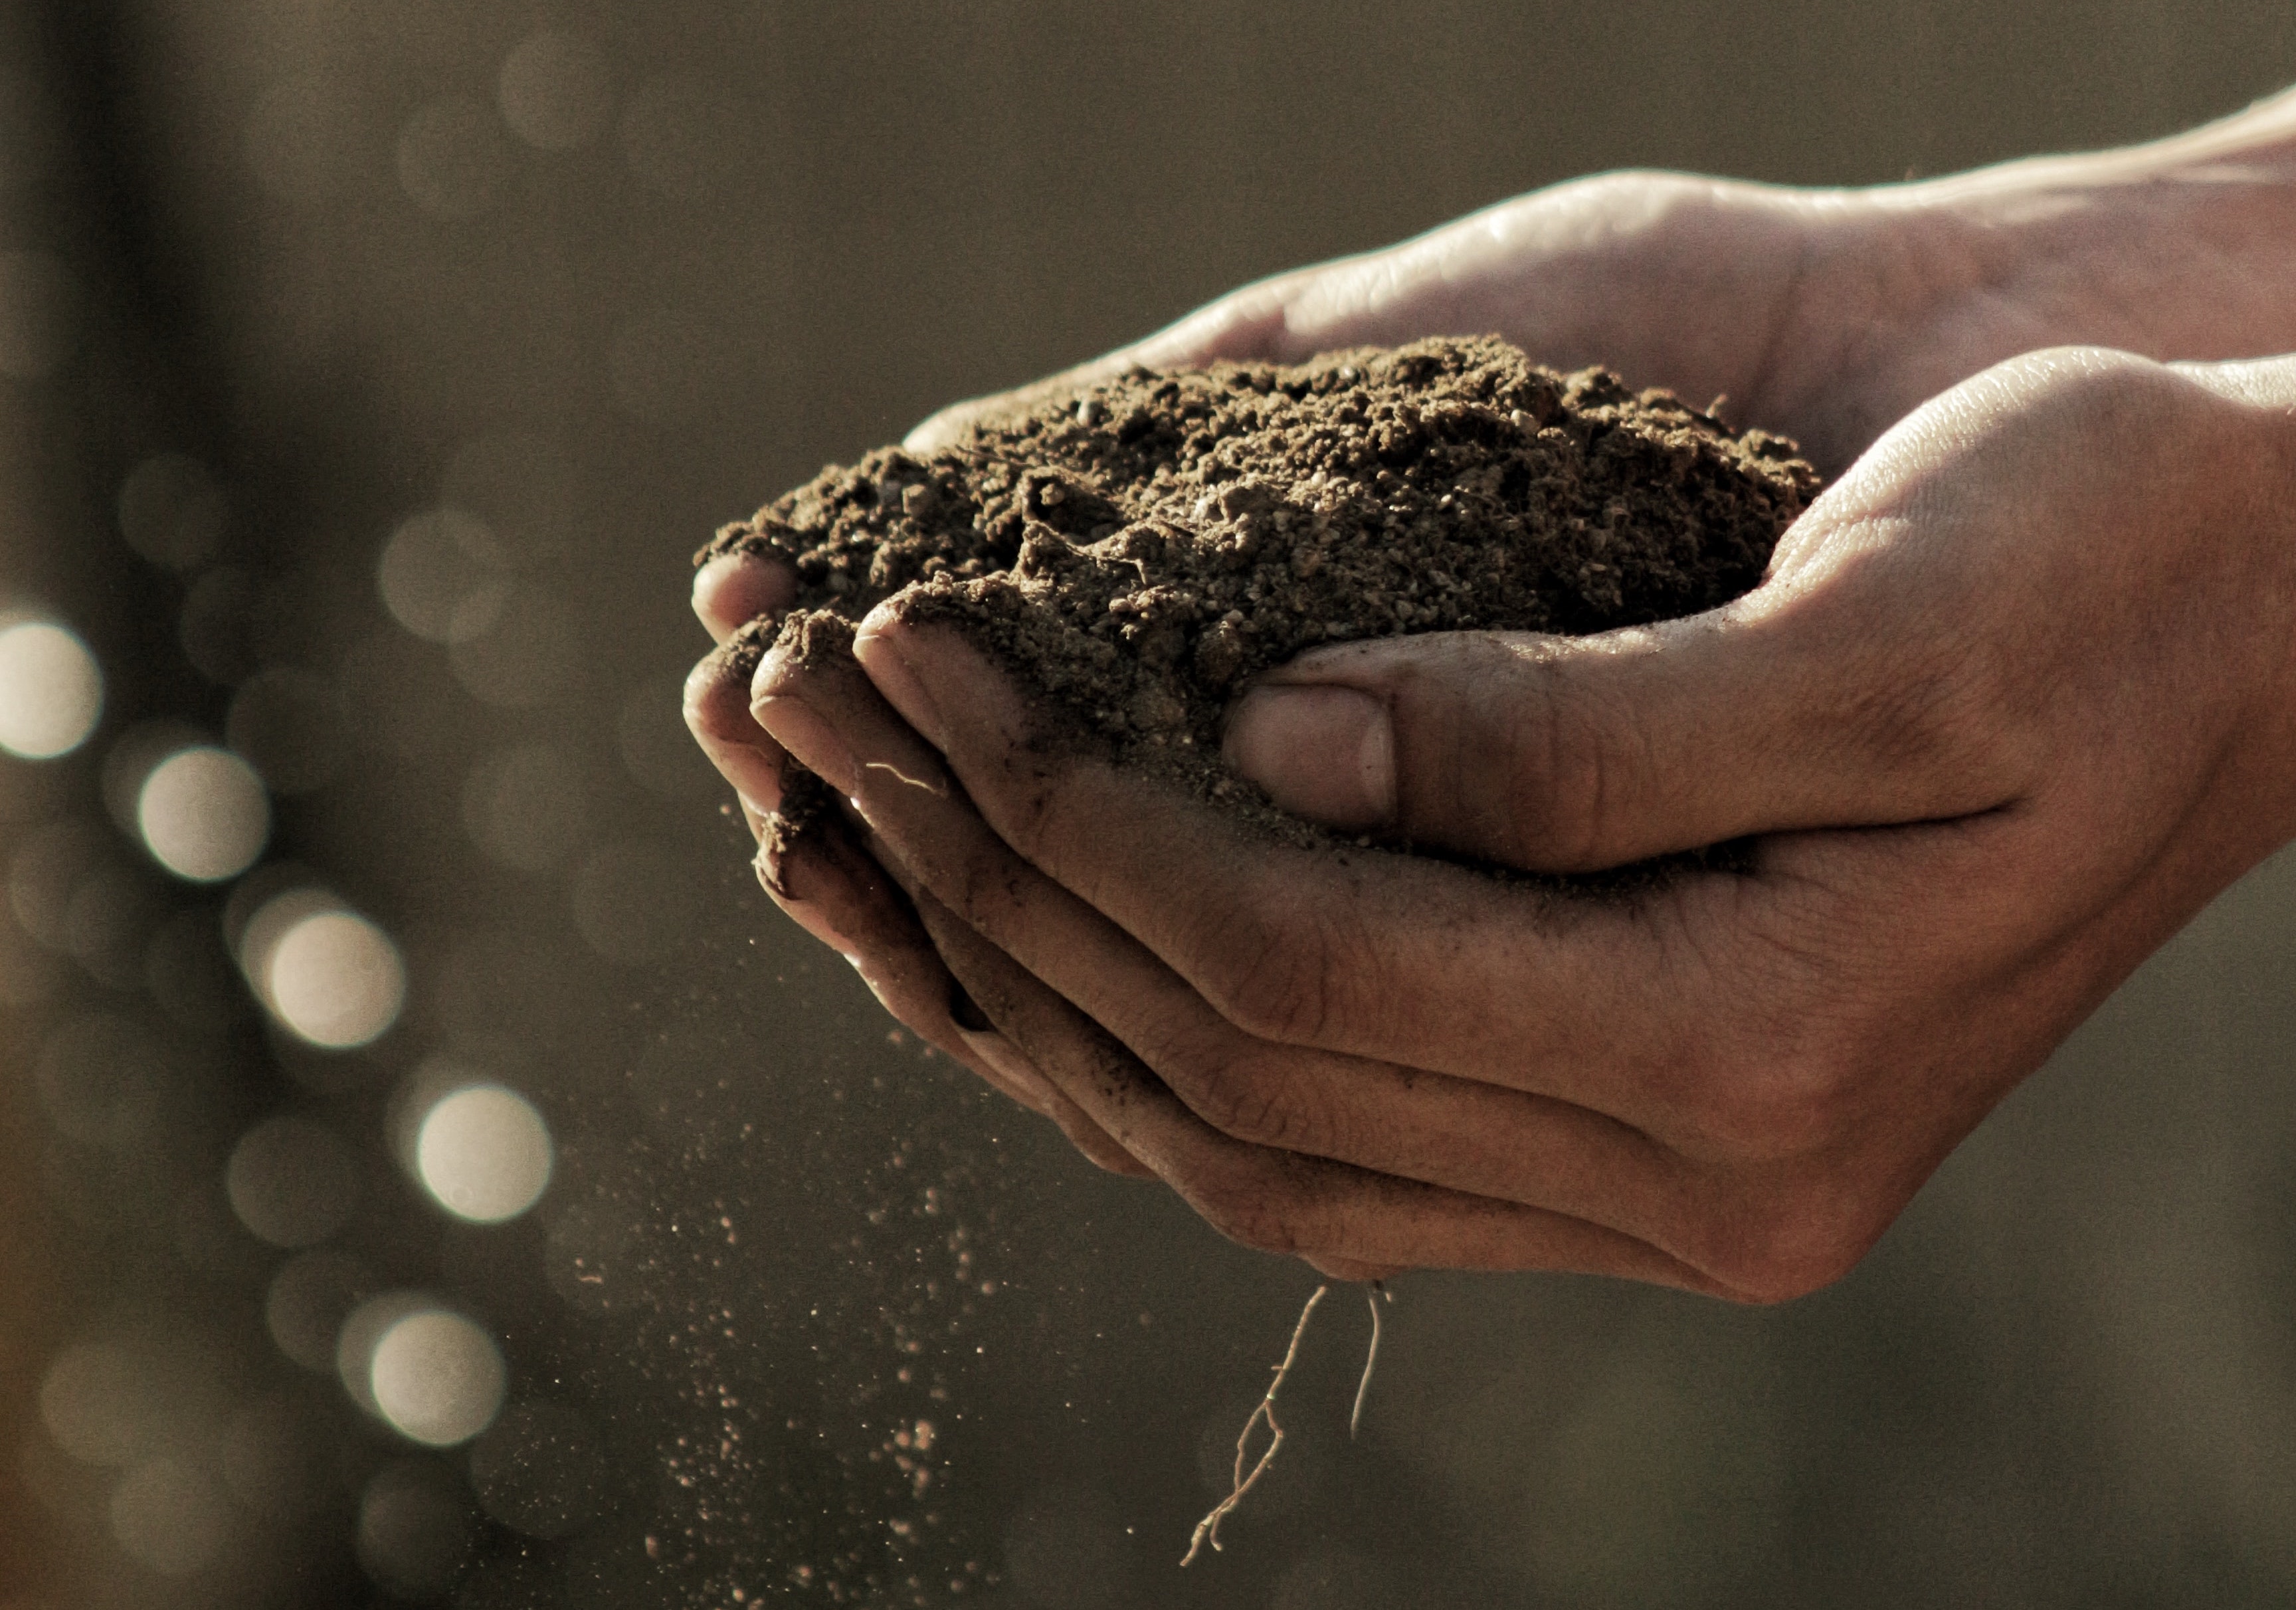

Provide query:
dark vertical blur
left=2, top=1, right=2295, bottom=1607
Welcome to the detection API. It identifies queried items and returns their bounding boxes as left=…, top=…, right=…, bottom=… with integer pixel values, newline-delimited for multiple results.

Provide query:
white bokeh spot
left=415, top=1084, right=553, bottom=1224
left=136, top=746, right=269, bottom=882
left=369, top=1309, right=506, bottom=1447
left=252, top=904, right=407, bottom=1049
left=0, top=619, right=100, bottom=758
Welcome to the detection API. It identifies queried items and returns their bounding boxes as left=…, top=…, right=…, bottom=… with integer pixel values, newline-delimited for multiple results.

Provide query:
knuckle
left=1169, top=1045, right=1329, bottom=1154
left=1202, top=928, right=1341, bottom=1043
left=1959, top=350, right=2188, bottom=488
left=1677, top=1035, right=1862, bottom=1161
left=1808, top=607, right=2027, bottom=803
left=1680, top=997, right=1873, bottom=1161
left=1705, top=1179, right=1887, bottom=1305
left=1549, top=168, right=1691, bottom=224
left=2010, top=346, right=2166, bottom=423
left=1193, top=907, right=1341, bottom=1047
left=1725, top=1079, right=1838, bottom=1159
left=1753, top=1065, right=1858, bottom=1158
left=1501, top=664, right=1638, bottom=870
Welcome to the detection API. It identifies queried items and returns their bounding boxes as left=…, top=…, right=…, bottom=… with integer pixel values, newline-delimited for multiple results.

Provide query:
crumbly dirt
left=700, top=335, right=1818, bottom=860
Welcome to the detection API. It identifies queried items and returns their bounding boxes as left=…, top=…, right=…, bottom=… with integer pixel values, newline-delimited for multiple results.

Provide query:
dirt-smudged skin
left=700, top=336, right=1820, bottom=848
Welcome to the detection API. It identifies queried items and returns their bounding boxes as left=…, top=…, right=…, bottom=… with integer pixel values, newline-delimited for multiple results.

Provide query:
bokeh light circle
left=396, top=96, right=512, bottom=220
left=415, top=1084, right=553, bottom=1223
left=0, top=619, right=101, bottom=757
left=110, top=1457, right=231, bottom=1575
left=264, top=909, right=405, bottom=1049
left=136, top=746, right=269, bottom=881
left=377, top=508, right=505, bottom=643
left=39, top=1341, right=165, bottom=1467
left=117, top=453, right=227, bottom=570
left=336, top=1291, right=428, bottom=1419
left=369, top=1309, right=506, bottom=1447
left=226, top=1116, right=361, bottom=1248
left=265, top=1249, right=372, bottom=1371
left=499, top=30, right=611, bottom=151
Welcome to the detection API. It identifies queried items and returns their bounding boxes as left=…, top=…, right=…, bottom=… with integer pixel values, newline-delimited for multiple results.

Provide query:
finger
left=759, top=805, right=1038, bottom=1106
left=1217, top=567, right=2028, bottom=874
left=747, top=669, right=1155, bottom=1173
left=945, top=1004, right=1155, bottom=1177
left=693, top=551, right=795, bottom=645
left=765, top=805, right=1145, bottom=1175
left=684, top=618, right=791, bottom=813
left=819, top=799, right=1153, bottom=1177
left=847, top=611, right=1731, bottom=1119
left=758, top=636, right=1715, bottom=1257
left=912, top=886, right=1723, bottom=1289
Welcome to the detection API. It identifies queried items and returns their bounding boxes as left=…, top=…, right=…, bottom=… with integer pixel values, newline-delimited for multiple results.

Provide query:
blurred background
left=3, top=1, right=2296, bottom=1605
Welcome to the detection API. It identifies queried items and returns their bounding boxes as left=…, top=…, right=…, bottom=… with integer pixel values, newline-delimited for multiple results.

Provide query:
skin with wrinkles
left=688, top=90, right=2296, bottom=1294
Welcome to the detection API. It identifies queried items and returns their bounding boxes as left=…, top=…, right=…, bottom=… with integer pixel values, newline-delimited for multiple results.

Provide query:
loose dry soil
left=700, top=336, right=1818, bottom=858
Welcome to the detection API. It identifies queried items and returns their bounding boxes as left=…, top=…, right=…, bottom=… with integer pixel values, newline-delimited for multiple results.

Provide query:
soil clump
left=702, top=336, right=1818, bottom=858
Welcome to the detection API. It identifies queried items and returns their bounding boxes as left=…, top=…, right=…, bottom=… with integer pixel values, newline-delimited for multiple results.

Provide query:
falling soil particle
left=700, top=335, right=1818, bottom=860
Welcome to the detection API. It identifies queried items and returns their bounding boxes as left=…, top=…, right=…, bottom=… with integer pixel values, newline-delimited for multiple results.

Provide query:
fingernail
left=854, top=609, right=950, bottom=750
left=692, top=552, right=794, bottom=644
left=1222, top=684, right=1394, bottom=831
left=750, top=694, right=859, bottom=796
left=690, top=553, right=750, bottom=643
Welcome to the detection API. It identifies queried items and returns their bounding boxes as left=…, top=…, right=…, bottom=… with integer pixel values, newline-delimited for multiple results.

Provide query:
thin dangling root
left=1181, top=1284, right=1327, bottom=1565
left=1349, top=1281, right=1390, bottom=1441
left=1181, top=1280, right=1398, bottom=1565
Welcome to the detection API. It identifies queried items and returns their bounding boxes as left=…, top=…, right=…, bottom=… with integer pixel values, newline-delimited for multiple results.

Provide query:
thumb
left=1219, top=593, right=2016, bottom=873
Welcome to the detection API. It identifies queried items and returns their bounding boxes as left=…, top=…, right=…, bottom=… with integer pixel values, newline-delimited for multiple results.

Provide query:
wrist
left=2174, top=352, right=2296, bottom=853
left=1879, top=89, right=2296, bottom=363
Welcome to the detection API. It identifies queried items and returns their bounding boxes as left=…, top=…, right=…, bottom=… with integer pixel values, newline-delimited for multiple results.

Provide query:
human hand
left=686, top=106, right=2296, bottom=1273
left=747, top=348, right=2296, bottom=1297
left=684, top=580, right=1159, bottom=1181
left=902, top=124, right=2296, bottom=478
left=692, top=116, right=2296, bottom=850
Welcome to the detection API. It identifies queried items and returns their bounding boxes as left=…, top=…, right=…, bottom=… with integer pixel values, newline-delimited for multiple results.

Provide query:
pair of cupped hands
left=688, top=163, right=2296, bottom=1300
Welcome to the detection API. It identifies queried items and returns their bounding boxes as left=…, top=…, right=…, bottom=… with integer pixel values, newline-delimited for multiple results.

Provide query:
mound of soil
left=701, top=336, right=1818, bottom=854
